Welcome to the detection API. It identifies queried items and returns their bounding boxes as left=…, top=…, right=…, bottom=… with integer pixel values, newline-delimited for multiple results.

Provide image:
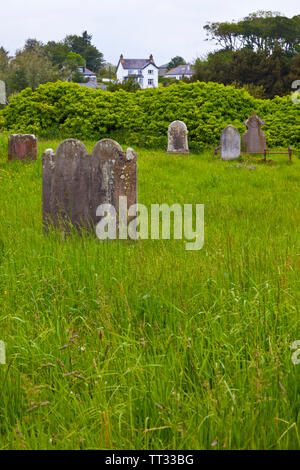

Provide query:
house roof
left=117, top=56, right=158, bottom=71
left=78, top=66, right=97, bottom=76
left=164, top=64, right=194, bottom=76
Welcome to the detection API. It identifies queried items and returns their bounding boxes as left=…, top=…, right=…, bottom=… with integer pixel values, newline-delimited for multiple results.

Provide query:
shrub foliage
left=0, top=80, right=299, bottom=150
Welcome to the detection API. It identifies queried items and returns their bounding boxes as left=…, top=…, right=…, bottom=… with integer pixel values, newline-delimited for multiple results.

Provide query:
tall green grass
left=0, top=134, right=299, bottom=449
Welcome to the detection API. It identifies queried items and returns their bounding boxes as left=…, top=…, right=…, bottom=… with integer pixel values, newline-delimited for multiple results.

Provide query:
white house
left=116, top=54, right=159, bottom=89
left=164, top=64, right=194, bottom=80
left=77, top=66, right=97, bottom=82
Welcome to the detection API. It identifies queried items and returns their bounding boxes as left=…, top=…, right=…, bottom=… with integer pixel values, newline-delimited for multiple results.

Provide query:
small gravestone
left=8, top=134, right=37, bottom=162
left=0, top=80, right=6, bottom=105
left=167, top=120, right=189, bottom=154
left=220, top=125, right=241, bottom=160
left=42, top=138, right=137, bottom=235
left=242, top=113, right=266, bottom=153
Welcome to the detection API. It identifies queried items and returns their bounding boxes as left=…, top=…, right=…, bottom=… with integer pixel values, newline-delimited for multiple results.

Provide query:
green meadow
left=0, top=134, right=299, bottom=450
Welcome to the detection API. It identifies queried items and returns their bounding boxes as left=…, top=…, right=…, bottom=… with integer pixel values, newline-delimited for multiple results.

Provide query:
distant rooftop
left=77, top=66, right=97, bottom=76
left=164, top=64, right=194, bottom=76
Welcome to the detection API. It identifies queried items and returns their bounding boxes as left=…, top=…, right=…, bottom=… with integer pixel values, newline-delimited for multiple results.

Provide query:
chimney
left=120, top=54, right=124, bottom=63
left=149, top=54, right=154, bottom=62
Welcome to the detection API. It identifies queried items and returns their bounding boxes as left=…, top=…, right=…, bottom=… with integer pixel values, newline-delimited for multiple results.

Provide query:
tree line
left=192, top=11, right=300, bottom=98
left=0, top=31, right=104, bottom=96
left=0, top=11, right=299, bottom=99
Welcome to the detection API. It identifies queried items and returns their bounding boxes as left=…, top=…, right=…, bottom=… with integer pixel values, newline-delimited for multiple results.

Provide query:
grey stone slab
left=242, top=113, right=266, bottom=153
left=220, top=125, right=241, bottom=160
left=167, top=120, right=189, bottom=154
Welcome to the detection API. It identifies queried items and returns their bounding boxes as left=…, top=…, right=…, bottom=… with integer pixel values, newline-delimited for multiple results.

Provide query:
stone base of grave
left=167, top=150, right=190, bottom=155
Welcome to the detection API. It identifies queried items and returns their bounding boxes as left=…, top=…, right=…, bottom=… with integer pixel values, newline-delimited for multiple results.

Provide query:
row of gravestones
left=8, top=124, right=190, bottom=161
left=167, top=113, right=267, bottom=158
left=7, top=113, right=264, bottom=163
left=6, top=113, right=265, bottom=235
left=220, top=113, right=266, bottom=160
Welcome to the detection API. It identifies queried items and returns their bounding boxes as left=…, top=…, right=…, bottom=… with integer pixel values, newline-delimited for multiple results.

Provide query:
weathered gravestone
left=167, top=120, right=189, bottom=154
left=242, top=113, right=266, bottom=153
left=42, top=138, right=137, bottom=235
left=8, top=134, right=38, bottom=162
left=0, top=80, right=6, bottom=105
left=220, top=125, right=241, bottom=160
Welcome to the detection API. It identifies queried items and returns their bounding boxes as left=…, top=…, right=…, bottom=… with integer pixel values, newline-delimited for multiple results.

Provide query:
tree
left=204, top=11, right=300, bottom=55
left=98, top=63, right=116, bottom=80
left=198, top=11, right=300, bottom=98
left=0, top=47, right=9, bottom=76
left=44, top=41, right=70, bottom=68
left=5, top=48, right=59, bottom=94
left=64, top=31, right=104, bottom=71
left=23, top=38, right=44, bottom=52
left=71, top=69, right=85, bottom=83
left=64, top=52, right=85, bottom=69
left=167, top=56, right=186, bottom=70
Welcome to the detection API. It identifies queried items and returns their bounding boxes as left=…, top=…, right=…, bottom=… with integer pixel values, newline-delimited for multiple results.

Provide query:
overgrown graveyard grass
left=0, top=133, right=299, bottom=450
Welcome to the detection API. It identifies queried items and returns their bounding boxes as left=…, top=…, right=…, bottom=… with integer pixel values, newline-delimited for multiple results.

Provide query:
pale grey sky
left=0, top=0, right=299, bottom=65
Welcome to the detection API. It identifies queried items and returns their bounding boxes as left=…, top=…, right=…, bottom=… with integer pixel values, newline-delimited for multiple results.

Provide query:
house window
left=148, top=69, right=154, bottom=74
left=148, top=79, right=154, bottom=85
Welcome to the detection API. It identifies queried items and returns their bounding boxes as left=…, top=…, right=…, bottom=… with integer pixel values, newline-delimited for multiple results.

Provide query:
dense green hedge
left=0, top=80, right=299, bottom=150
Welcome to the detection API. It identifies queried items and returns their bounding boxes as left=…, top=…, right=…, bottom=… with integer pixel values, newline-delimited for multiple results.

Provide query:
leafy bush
left=0, top=80, right=299, bottom=149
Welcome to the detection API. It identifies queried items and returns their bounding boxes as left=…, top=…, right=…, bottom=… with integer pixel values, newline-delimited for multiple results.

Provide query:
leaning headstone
left=242, top=113, right=266, bottom=153
left=8, top=134, right=37, bottom=161
left=167, top=120, right=189, bottom=154
left=220, top=125, right=241, bottom=160
left=42, top=138, right=137, bottom=235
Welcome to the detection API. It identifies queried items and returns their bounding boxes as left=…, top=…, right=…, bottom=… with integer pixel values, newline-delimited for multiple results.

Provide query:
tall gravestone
left=167, top=120, right=189, bottom=154
left=242, top=113, right=266, bottom=153
left=8, top=134, right=37, bottom=161
left=220, top=125, right=241, bottom=160
left=42, top=138, right=137, bottom=235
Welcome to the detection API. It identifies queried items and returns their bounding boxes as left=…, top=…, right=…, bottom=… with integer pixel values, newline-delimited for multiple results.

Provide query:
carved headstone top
left=242, top=112, right=266, bottom=153
left=8, top=134, right=37, bottom=161
left=220, top=125, right=241, bottom=160
left=167, top=120, right=189, bottom=154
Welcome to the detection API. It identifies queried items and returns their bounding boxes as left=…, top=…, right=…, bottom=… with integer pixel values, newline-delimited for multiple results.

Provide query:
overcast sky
left=1, top=0, right=299, bottom=65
